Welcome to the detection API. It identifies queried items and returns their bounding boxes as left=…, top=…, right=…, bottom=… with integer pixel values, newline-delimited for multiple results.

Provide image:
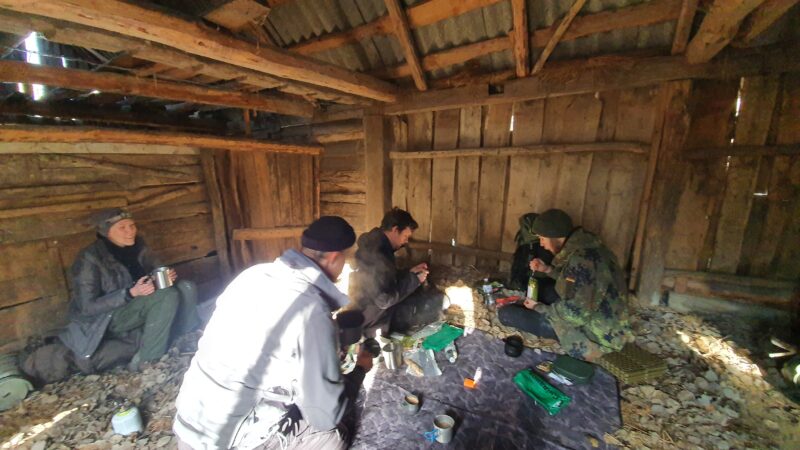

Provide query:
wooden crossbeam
left=0, top=11, right=368, bottom=106
left=232, top=226, right=305, bottom=240
left=0, top=0, right=398, bottom=102
left=375, top=0, right=681, bottom=79
left=671, top=0, right=700, bottom=54
left=685, top=0, right=768, bottom=64
left=288, top=0, right=501, bottom=55
left=384, top=0, right=427, bottom=91
left=381, top=44, right=800, bottom=115
left=532, top=0, right=587, bottom=74
left=389, top=142, right=648, bottom=159
left=683, top=144, right=800, bottom=159
left=0, top=125, right=323, bottom=155
left=0, top=60, right=316, bottom=117
left=735, top=0, right=800, bottom=46
left=511, top=0, right=529, bottom=77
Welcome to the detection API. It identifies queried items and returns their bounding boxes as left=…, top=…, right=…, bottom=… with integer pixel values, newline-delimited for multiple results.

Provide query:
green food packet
left=513, top=369, right=571, bottom=415
left=422, top=323, right=464, bottom=352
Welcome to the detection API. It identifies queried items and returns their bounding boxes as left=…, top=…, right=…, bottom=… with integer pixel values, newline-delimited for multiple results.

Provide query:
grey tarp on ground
left=351, top=329, right=622, bottom=450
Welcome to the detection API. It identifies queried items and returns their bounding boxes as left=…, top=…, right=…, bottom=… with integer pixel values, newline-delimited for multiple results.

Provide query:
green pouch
left=422, top=323, right=464, bottom=352
left=552, top=355, right=595, bottom=384
left=513, top=369, right=571, bottom=415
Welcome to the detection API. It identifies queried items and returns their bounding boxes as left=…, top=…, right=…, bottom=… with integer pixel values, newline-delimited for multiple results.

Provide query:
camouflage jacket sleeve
left=549, top=254, right=596, bottom=327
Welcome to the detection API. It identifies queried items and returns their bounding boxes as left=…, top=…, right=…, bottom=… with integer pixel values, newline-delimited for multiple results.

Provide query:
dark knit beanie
left=93, top=208, right=133, bottom=237
left=301, top=216, right=356, bottom=252
left=532, top=209, right=573, bottom=238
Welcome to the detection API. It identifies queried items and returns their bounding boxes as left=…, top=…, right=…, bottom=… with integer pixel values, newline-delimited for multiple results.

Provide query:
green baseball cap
left=532, top=209, right=573, bottom=238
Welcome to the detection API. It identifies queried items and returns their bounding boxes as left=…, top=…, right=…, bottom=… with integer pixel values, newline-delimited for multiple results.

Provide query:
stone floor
left=1, top=266, right=798, bottom=450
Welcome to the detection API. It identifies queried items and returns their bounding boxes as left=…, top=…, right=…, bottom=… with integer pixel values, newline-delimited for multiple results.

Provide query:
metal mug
left=402, top=394, right=420, bottom=414
left=381, top=343, right=402, bottom=370
left=151, top=267, right=173, bottom=290
left=433, top=414, right=455, bottom=444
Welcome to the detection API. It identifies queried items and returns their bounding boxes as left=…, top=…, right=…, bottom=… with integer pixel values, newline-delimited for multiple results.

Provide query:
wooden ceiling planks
left=685, top=0, right=768, bottom=64
left=0, top=0, right=398, bottom=102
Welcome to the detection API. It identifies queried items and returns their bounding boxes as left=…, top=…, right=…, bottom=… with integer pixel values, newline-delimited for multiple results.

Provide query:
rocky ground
left=1, top=266, right=798, bottom=449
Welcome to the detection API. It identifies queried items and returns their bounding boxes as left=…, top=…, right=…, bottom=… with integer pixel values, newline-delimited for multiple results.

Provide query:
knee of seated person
left=155, top=290, right=180, bottom=313
left=496, top=306, right=514, bottom=325
left=175, top=279, right=196, bottom=292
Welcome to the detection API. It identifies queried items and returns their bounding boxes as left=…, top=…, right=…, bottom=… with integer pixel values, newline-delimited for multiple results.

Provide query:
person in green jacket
left=498, top=209, right=634, bottom=361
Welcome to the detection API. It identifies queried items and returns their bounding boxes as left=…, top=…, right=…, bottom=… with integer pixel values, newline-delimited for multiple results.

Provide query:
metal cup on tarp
left=151, top=267, right=173, bottom=290
left=381, top=343, right=402, bottom=370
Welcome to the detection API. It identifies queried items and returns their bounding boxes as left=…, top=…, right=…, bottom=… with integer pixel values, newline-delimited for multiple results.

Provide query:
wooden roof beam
left=0, top=60, right=316, bottom=117
left=532, top=0, right=587, bottom=74
left=381, top=44, right=800, bottom=115
left=0, top=125, right=323, bottom=155
left=671, top=0, right=699, bottom=54
left=384, top=0, right=427, bottom=91
left=375, top=0, right=681, bottom=79
left=511, top=0, right=529, bottom=77
left=685, top=0, right=768, bottom=64
left=0, top=0, right=398, bottom=102
left=288, top=0, right=502, bottom=55
left=735, top=0, right=800, bottom=46
left=0, top=11, right=369, bottom=106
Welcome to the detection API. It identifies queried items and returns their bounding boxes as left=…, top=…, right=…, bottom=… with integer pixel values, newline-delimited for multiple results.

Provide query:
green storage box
left=597, top=343, right=667, bottom=384
left=552, top=355, right=595, bottom=384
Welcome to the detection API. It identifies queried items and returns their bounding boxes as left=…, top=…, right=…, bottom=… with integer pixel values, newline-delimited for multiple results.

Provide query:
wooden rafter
left=381, top=44, right=800, bottom=115
left=671, top=0, right=699, bottom=54
left=685, top=0, right=768, bottom=64
left=384, top=0, right=427, bottom=91
left=0, top=60, right=316, bottom=117
left=374, top=0, right=682, bottom=80
left=511, top=0, right=529, bottom=77
left=0, top=11, right=368, bottom=105
left=0, top=100, right=226, bottom=132
left=735, top=0, right=800, bottom=46
left=531, top=0, right=587, bottom=74
left=389, top=142, right=648, bottom=159
left=0, top=0, right=398, bottom=102
left=288, top=0, right=502, bottom=55
left=0, top=125, right=323, bottom=155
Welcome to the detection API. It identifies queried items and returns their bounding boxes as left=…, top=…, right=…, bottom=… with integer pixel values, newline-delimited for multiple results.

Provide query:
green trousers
left=109, top=279, right=199, bottom=362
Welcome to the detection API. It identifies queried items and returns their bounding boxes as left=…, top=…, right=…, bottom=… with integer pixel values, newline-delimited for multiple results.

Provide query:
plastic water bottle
left=527, top=276, right=538, bottom=301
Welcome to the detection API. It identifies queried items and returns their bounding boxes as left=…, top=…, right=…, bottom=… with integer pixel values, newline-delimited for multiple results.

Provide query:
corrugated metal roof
left=266, top=0, right=678, bottom=82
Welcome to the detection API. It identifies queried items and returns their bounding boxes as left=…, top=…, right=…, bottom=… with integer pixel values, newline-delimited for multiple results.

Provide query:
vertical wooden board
left=390, top=116, right=409, bottom=211
left=583, top=91, right=620, bottom=232
left=545, top=94, right=602, bottom=222
left=751, top=156, right=793, bottom=276
left=666, top=79, right=738, bottom=271
left=710, top=76, right=780, bottom=273
left=478, top=103, right=512, bottom=267
left=502, top=100, right=545, bottom=258
left=774, top=157, right=800, bottom=279
left=406, top=112, right=434, bottom=258
left=364, top=115, right=388, bottom=228
left=601, top=87, right=658, bottom=267
left=201, top=150, right=230, bottom=278
left=736, top=156, right=772, bottom=275
left=455, top=106, right=482, bottom=266
left=430, top=109, right=460, bottom=264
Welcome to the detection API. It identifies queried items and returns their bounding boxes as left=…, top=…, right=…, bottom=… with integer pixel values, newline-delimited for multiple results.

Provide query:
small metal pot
left=151, top=267, right=173, bottom=290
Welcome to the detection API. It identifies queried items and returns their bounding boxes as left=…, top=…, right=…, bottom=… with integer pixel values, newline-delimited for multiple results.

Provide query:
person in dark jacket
left=349, top=208, right=443, bottom=337
left=507, top=212, right=558, bottom=304
left=59, top=208, right=198, bottom=372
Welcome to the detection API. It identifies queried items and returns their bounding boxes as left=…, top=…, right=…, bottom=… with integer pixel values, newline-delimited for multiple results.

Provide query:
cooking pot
left=504, top=335, right=524, bottom=358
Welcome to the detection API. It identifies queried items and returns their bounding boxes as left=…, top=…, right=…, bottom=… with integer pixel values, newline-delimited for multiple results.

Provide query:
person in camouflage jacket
left=500, top=208, right=634, bottom=361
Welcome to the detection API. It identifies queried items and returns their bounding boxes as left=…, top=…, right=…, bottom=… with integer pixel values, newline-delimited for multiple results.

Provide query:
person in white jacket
left=174, top=216, right=373, bottom=450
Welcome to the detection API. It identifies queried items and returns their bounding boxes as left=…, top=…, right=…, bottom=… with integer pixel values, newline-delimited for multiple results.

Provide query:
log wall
left=390, top=87, right=660, bottom=270
left=319, top=140, right=366, bottom=233
left=0, top=148, right=225, bottom=347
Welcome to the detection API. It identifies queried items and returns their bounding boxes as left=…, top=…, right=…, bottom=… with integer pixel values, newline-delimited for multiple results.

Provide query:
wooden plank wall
left=215, top=150, right=317, bottom=269
left=664, top=74, right=800, bottom=280
left=0, top=150, right=223, bottom=346
left=391, top=87, right=659, bottom=271
left=318, top=140, right=366, bottom=234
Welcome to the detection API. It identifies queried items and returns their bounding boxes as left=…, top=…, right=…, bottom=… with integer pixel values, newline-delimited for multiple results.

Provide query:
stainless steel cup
left=402, top=394, right=420, bottom=414
left=381, top=343, right=401, bottom=370
left=152, top=267, right=173, bottom=290
left=434, top=414, right=455, bottom=444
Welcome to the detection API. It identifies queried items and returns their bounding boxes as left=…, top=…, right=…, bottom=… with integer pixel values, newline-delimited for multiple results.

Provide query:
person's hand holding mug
left=129, top=276, right=155, bottom=297
left=167, top=268, right=178, bottom=283
left=411, top=262, right=429, bottom=284
left=529, top=258, right=552, bottom=274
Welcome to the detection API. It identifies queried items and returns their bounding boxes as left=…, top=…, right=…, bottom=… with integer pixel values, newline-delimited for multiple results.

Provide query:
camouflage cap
left=532, top=209, right=573, bottom=238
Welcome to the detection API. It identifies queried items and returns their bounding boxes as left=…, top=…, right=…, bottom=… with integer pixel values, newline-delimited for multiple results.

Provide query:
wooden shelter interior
left=0, top=0, right=799, bottom=446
